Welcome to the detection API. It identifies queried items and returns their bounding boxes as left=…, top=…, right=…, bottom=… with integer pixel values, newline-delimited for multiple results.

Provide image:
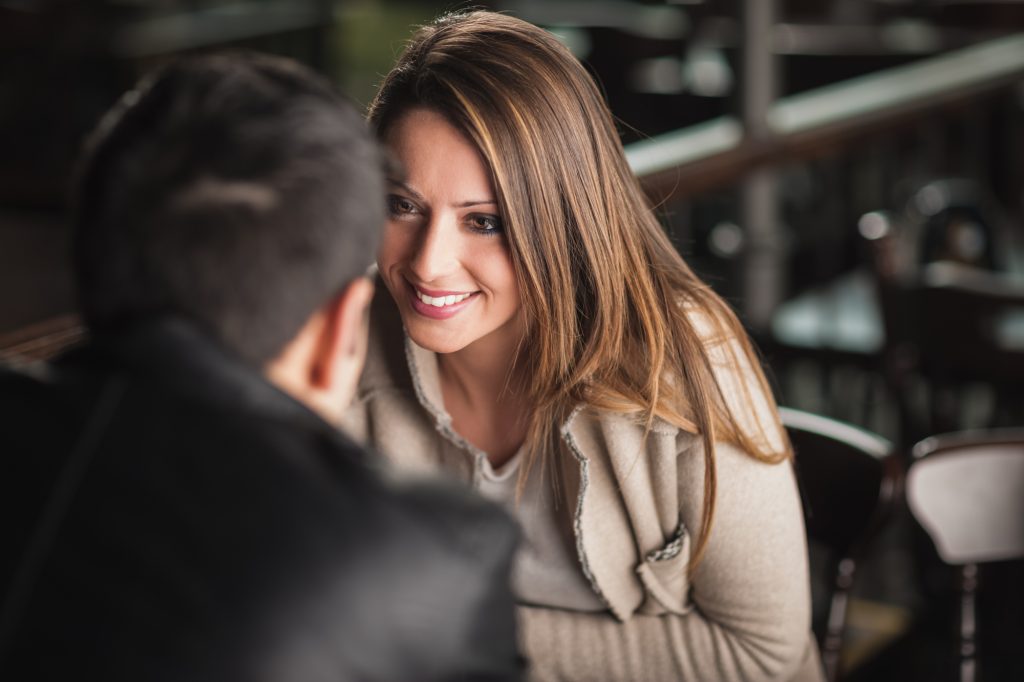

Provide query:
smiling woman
left=343, top=10, right=825, bottom=682
left=378, top=107, right=522, bottom=359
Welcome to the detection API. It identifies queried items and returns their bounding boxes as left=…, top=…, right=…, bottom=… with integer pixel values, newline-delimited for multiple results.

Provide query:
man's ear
left=310, top=277, right=375, bottom=398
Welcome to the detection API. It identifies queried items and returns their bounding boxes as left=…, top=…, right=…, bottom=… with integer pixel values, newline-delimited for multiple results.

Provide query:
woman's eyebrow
left=389, top=178, right=496, bottom=208
left=388, top=179, right=425, bottom=202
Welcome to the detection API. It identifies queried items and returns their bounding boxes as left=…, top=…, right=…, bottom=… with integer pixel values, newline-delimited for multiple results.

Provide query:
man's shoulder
left=175, top=417, right=522, bottom=681
left=331, top=472, right=521, bottom=679
left=386, top=472, right=520, bottom=555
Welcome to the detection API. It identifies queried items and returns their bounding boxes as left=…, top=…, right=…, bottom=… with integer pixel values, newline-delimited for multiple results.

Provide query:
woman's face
left=377, top=108, right=523, bottom=356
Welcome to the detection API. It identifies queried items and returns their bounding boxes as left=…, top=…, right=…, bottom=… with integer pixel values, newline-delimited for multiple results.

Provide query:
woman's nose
left=408, top=216, right=458, bottom=283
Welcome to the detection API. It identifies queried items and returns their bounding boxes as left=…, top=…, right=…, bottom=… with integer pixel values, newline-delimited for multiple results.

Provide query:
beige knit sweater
left=343, top=291, right=824, bottom=682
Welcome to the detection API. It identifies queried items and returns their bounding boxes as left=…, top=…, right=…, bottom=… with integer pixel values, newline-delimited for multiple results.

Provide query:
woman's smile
left=408, top=282, right=480, bottom=319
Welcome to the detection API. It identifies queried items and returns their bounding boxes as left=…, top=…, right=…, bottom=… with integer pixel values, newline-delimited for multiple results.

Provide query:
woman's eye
left=469, top=214, right=503, bottom=234
left=387, top=194, right=418, bottom=217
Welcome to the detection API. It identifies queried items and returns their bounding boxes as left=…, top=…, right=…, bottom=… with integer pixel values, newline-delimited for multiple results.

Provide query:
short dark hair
left=74, top=52, right=384, bottom=365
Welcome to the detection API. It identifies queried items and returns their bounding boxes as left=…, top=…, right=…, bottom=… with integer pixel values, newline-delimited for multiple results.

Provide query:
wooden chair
left=780, top=407, right=901, bottom=681
left=907, top=430, right=1024, bottom=682
left=858, top=180, right=1020, bottom=445
left=916, top=263, right=1024, bottom=435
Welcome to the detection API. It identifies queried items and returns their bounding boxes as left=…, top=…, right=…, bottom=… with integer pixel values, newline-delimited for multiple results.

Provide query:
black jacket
left=0, top=318, right=522, bottom=681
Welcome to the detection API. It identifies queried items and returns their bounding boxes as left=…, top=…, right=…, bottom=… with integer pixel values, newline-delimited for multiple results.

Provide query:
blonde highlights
left=370, top=11, right=790, bottom=569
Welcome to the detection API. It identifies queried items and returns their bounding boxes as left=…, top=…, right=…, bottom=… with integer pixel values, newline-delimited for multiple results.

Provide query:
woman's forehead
left=385, top=108, right=496, bottom=203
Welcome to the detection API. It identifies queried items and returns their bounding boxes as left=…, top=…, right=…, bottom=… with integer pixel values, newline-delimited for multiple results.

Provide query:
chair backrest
left=913, top=179, right=1002, bottom=272
left=781, top=408, right=900, bottom=682
left=917, top=263, right=1024, bottom=385
left=781, top=407, right=898, bottom=557
left=858, top=184, right=1022, bottom=438
left=908, top=431, right=1024, bottom=565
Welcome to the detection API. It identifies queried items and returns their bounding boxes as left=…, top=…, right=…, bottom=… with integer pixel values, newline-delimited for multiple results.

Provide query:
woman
left=344, top=10, right=823, bottom=682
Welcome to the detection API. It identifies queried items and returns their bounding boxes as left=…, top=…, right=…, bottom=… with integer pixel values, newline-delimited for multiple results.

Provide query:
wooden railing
left=0, top=314, right=84, bottom=365
left=626, top=32, right=1024, bottom=200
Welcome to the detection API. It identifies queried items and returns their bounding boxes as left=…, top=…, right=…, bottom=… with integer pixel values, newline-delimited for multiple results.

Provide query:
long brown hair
left=369, top=10, right=790, bottom=569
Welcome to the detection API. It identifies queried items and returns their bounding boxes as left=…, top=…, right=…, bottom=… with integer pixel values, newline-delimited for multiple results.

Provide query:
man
left=0, top=53, right=521, bottom=681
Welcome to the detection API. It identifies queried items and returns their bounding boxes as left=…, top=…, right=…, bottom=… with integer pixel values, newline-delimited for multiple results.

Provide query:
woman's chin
left=401, top=321, right=468, bottom=356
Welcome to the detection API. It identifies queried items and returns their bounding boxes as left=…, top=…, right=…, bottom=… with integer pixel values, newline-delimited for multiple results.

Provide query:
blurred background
left=2, top=1, right=1023, bottom=680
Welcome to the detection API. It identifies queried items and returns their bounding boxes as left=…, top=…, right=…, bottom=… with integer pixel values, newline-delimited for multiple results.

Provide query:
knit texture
left=518, top=605, right=824, bottom=682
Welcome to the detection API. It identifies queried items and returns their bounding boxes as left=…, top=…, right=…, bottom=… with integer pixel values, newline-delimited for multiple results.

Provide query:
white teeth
left=416, top=290, right=471, bottom=307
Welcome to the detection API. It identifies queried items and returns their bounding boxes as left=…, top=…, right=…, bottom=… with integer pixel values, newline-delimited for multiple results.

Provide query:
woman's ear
left=311, top=277, right=375, bottom=411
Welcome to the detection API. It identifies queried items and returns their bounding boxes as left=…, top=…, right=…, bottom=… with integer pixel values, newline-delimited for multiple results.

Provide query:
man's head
left=74, top=52, right=383, bottom=417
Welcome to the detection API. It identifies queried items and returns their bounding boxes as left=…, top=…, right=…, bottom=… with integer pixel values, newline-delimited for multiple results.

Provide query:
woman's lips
left=407, top=282, right=478, bottom=320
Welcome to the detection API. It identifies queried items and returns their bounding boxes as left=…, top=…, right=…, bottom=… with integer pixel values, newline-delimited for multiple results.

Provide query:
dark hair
left=74, top=52, right=384, bottom=365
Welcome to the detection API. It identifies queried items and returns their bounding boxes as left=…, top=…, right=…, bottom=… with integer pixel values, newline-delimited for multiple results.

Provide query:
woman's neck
left=438, top=336, right=530, bottom=469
